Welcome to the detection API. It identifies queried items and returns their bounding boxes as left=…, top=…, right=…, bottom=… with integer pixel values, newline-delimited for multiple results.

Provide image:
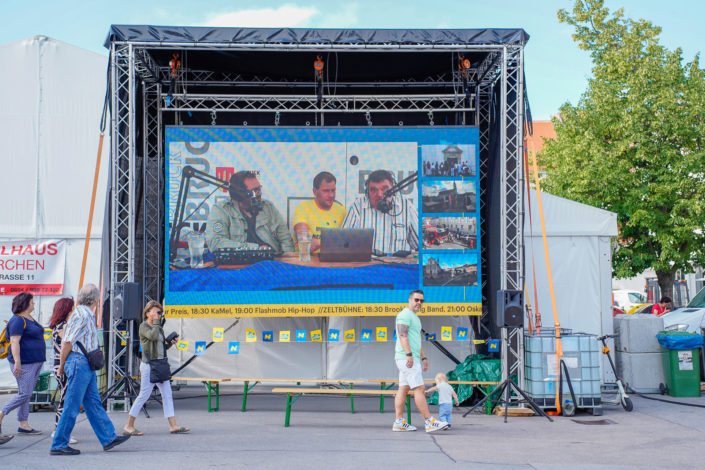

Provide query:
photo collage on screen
left=420, top=144, right=479, bottom=288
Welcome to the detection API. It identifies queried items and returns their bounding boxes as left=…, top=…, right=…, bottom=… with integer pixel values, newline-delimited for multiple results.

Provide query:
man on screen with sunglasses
left=392, top=290, right=449, bottom=433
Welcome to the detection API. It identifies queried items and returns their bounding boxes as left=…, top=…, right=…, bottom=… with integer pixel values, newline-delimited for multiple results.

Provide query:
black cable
left=625, top=385, right=705, bottom=409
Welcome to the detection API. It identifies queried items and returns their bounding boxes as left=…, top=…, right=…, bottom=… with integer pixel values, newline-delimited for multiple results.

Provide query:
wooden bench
left=272, top=388, right=416, bottom=427
left=367, top=379, right=502, bottom=415
left=230, top=378, right=367, bottom=412
left=174, top=377, right=231, bottom=412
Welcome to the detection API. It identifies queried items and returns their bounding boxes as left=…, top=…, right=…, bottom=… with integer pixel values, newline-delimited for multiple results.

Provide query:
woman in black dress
left=48, top=297, right=77, bottom=445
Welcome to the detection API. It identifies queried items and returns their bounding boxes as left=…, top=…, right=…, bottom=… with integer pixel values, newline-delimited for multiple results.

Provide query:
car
left=662, top=286, right=705, bottom=379
left=613, top=289, right=648, bottom=312
left=661, top=286, right=705, bottom=334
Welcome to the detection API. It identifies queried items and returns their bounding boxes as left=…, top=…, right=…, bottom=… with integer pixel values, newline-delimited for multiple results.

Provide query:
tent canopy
left=104, top=26, right=529, bottom=47
left=524, top=189, right=618, bottom=237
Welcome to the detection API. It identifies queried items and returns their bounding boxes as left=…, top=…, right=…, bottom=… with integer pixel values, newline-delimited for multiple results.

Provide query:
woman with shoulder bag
left=0, top=293, right=46, bottom=438
left=123, top=301, right=189, bottom=436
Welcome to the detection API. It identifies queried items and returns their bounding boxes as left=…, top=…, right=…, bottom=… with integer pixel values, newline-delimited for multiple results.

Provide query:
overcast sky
left=1, top=0, right=702, bottom=119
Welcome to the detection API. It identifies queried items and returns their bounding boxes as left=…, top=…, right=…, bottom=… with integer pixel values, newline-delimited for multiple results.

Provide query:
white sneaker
left=425, top=417, right=449, bottom=433
left=392, top=420, right=417, bottom=432
left=51, top=431, right=77, bottom=445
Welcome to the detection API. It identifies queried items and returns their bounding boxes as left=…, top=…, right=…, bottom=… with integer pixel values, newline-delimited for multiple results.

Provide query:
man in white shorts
left=393, top=290, right=448, bottom=433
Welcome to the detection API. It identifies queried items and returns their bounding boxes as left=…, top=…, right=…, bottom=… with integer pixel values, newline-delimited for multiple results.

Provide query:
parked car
left=661, top=286, right=705, bottom=334
left=662, top=286, right=705, bottom=379
left=613, top=290, right=648, bottom=312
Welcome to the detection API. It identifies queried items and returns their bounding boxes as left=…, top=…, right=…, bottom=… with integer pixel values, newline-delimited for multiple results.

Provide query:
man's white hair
left=77, top=284, right=100, bottom=306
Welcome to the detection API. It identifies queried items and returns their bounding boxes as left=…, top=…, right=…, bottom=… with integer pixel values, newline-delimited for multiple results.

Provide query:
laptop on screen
left=319, top=228, right=374, bottom=262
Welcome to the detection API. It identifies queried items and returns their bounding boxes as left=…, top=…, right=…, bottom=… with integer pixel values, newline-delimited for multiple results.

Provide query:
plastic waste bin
left=655, top=331, right=704, bottom=397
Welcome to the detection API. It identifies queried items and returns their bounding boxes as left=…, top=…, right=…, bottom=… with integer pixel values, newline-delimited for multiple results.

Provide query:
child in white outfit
left=425, top=373, right=459, bottom=428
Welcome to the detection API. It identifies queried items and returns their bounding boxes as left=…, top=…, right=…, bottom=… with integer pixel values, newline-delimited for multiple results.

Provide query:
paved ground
left=1, top=385, right=704, bottom=469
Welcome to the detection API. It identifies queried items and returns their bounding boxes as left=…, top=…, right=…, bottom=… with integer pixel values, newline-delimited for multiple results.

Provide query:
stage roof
left=104, top=26, right=529, bottom=48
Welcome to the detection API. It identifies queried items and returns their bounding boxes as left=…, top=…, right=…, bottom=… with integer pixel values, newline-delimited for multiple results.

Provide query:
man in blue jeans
left=50, top=284, right=130, bottom=456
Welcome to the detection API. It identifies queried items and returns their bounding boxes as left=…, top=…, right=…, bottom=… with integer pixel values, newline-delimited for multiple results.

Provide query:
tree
left=537, top=0, right=705, bottom=301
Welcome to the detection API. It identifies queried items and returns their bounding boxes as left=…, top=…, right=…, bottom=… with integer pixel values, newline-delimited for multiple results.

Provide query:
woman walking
left=0, top=292, right=46, bottom=437
left=48, top=297, right=77, bottom=444
left=123, top=301, right=189, bottom=436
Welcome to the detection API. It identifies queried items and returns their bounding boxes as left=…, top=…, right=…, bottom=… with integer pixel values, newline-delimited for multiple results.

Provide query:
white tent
left=524, top=189, right=619, bottom=382
left=0, top=37, right=109, bottom=387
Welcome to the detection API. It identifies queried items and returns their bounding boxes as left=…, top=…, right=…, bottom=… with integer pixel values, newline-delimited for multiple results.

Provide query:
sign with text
left=0, top=239, right=66, bottom=295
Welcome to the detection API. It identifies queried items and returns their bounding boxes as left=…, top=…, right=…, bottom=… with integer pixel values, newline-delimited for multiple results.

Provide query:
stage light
left=167, top=53, right=181, bottom=107
left=457, top=53, right=472, bottom=106
left=314, top=55, right=324, bottom=104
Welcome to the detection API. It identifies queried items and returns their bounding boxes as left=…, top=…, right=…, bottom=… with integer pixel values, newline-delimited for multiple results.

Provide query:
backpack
left=0, top=316, right=26, bottom=360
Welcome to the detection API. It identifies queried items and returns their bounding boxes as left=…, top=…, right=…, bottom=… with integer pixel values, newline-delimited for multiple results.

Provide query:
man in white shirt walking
left=392, top=290, right=448, bottom=433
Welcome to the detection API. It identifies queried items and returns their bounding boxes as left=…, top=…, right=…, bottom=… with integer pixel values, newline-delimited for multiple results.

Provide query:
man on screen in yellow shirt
left=293, top=172, right=346, bottom=253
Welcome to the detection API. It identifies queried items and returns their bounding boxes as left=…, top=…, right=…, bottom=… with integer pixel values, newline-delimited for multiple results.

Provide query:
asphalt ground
left=1, top=385, right=704, bottom=469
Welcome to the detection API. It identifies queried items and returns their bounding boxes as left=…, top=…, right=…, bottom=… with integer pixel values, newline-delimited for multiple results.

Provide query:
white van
left=613, top=289, right=648, bottom=312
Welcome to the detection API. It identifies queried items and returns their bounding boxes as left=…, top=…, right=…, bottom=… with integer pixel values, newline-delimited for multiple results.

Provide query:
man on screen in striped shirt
left=342, top=169, right=419, bottom=255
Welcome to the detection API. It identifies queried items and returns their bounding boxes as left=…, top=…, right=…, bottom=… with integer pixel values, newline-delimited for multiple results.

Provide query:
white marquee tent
left=524, top=189, right=619, bottom=383
left=0, top=36, right=109, bottom=387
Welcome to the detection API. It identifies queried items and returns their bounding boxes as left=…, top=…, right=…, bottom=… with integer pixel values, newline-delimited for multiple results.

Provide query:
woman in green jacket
left=123, top=301, right=189, bottom=436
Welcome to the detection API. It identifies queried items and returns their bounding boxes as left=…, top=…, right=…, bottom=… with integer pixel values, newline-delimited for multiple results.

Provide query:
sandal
left=123, top=429, right=143, bottom=436
left=170, top=426, right=190, bottom=434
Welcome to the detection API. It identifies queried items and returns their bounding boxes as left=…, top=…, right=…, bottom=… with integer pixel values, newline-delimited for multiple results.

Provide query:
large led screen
left=165, top=127, right=481, bottom=318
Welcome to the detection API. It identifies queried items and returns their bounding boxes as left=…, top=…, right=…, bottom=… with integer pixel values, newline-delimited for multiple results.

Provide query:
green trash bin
left=656, top=331, right=703, bottom=398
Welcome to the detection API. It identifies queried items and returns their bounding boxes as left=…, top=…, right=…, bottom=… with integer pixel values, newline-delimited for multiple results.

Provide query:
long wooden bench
left=174, top=377, right=231, bottom=412
left=367, top=379, right=502, bottom=415
left=230, top=378, right=368, bottom=412
left=272, top=388, right=416, bottom=427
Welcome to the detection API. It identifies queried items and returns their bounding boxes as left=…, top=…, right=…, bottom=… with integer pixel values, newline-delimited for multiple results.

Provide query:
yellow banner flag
left=473, top=339, right=486, bottom=345
left=311, top=330, right=322, bottom=342
left=279, top=331, right=291, bottom=342
left=441, top=327, right=452, bottom=341
left=43, top=329, right=51, bottom=340
left=245, top=329, right=257, bottom=342
left=344, top=329, right=355, bottom=342
left=176, top=341, right=189, bottom=351
left=213, top=327, right=224, bottom=342
left=376, top=327, right=387, bottom=341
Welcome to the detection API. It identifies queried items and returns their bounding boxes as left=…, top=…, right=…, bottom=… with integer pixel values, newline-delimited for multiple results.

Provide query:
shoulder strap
left=75, top=341, right=89, bottom=356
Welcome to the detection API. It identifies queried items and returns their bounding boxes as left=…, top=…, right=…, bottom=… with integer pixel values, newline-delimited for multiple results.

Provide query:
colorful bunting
left=213, top=327, right=224, bottom=342
left=262, top=331, right=274, bottom=342
left=329, top=329, right=340, bottom=342
left=246, top=329, right=257, bottom=342
left=279, top=331, right=290, bottom=342
left=441, top=327, right=452, bottom=341
left=457, top=328, right=468, bottom=340
left=296, top=330, right=307, bottom=342
left=176, top=341, right=189, bottom=351
left=195, top=341, right=206, bottom=355
left=311, top=330, right=322, bottom=342
left=361, top=329, right=372, bottom=342
left=228, top=342, right=240, bottom=354
left=376, top=327, right=387, bottom=341
left=344, top=329, right=355, bottom=342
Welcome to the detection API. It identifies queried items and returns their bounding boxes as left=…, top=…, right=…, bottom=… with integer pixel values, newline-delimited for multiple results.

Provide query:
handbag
left=144, top=332, right=171, bottom=384
left=76, top=341, right=105, bottom=371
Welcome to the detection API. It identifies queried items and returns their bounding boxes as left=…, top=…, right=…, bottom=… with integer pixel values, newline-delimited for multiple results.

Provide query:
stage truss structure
left=107, top=41, right=525, bottom=410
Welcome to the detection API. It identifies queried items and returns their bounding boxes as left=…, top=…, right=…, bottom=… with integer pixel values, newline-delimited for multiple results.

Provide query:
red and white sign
left=0, top=239, right=66, bottom=295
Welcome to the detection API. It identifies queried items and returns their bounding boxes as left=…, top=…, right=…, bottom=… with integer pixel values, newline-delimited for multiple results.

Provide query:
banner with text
left=0, top=239, right=66, bottom=295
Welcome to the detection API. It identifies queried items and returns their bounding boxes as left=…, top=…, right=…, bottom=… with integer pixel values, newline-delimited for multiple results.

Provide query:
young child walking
left=425, top=373, right=459, bottom=429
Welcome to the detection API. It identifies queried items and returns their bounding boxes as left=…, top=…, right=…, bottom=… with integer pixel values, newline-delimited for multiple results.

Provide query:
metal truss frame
left=108, top=40, right=525, bottom=409
left=163, top=93, right=475, bottom=114
left=108, top=43, right=136, bottom=410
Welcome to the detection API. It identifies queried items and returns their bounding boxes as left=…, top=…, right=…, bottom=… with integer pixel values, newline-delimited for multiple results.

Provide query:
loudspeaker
left=113, top=282, right=142, bottom=321
left=496, top=290, right=524, bottom=328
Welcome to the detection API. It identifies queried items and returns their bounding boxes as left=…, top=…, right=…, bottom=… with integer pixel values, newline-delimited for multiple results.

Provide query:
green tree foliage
left=538, top=0, right=705, bottom=299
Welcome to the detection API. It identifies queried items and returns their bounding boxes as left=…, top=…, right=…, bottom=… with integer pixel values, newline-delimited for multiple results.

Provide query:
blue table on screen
left=170, top=261, right=418, bottom=292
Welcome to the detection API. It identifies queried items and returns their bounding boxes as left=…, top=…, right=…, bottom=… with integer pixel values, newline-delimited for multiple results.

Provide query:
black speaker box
left=113, top=282, right=142, bottom=321
left=496, top=290, right=524, bottom=328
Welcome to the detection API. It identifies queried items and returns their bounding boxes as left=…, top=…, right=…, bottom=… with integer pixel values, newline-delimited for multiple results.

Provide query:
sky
left=1, top=0, right=702, bottom=119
